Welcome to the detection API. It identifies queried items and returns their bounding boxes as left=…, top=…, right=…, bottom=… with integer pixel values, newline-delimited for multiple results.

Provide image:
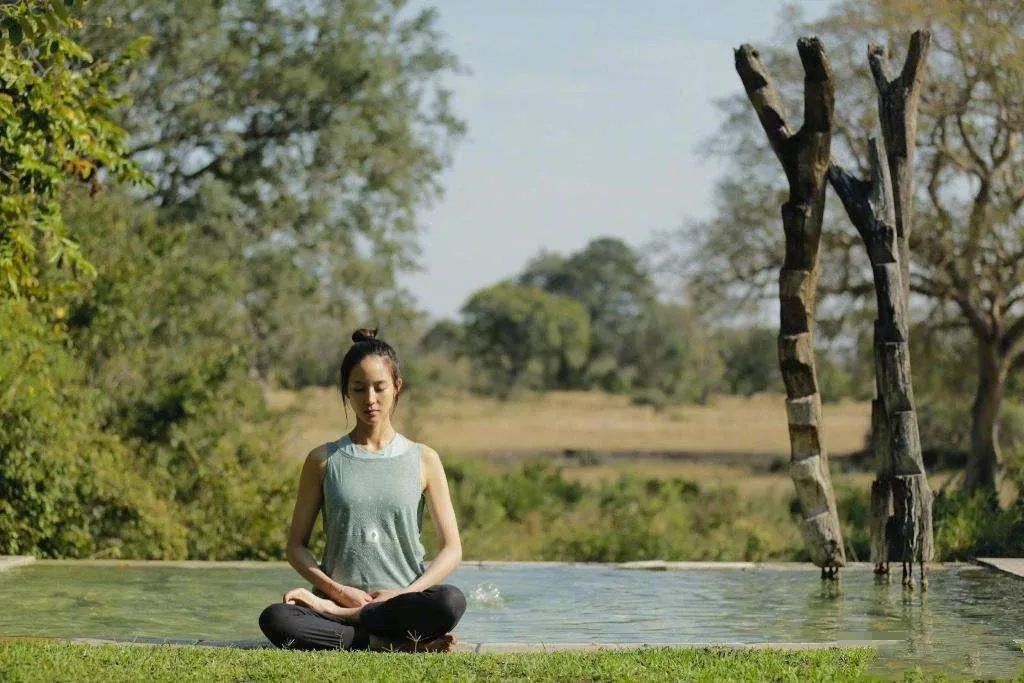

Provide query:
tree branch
left=1003, top=315, right=1024, bottom=356
left=734, top=44, right=794, bottom=163
left=798, top=36, right=834, bottom=136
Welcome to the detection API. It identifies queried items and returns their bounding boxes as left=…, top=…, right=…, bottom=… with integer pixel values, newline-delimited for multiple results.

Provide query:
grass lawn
left=0, top=642, right=881, bottom=682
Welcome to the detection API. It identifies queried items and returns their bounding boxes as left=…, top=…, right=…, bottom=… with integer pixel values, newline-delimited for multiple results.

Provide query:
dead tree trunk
left=870, top=31, right=930, bottom=305
left=835, top=31, right=935, bottom=586
left=829, top=137, right=934, bottom=588
left=735, top=38, right=846, bottom=575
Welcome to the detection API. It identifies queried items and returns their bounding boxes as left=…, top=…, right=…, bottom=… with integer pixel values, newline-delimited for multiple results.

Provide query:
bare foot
left=369, top=633, right=458, bottom=653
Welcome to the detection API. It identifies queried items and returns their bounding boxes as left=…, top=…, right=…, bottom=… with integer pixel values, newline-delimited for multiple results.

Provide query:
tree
left=678, top=0, right=1024, bottom=498
left=460, top=284, right=590, bottom=396
left=1, top=0, right=146, bottom=301
left=629, top=301, right=725, bottom=404
left=1, top=0, right=184, bottom=558
left=519, top=237, right=657, bottom=390
left=718, top=326, right=782, bottom=397
left=59, top=186, right=294, bottom=559
left=74, top=0, right=465, bottom=384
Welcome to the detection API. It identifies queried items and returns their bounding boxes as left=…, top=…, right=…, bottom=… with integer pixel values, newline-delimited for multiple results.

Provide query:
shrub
left=0, top=301, right=186, bottom=558
left=933, top=490, right=1024, bottom=560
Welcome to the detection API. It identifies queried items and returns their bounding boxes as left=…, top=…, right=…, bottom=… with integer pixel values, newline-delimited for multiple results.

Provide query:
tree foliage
left=0, top=0, right=176, bottom=557
left=460, top=283, right=590, bottom=396
left=519, top=238, right=657, bottom=390
left=2, top=0, right=458, bottom=558
left=75, top=0, right=465, bottom=385
left=0, top=0, right=147, bottom=300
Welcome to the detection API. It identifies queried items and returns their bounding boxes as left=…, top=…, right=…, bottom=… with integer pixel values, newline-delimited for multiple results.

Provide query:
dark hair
left=338, top=328, right=403, bottom=406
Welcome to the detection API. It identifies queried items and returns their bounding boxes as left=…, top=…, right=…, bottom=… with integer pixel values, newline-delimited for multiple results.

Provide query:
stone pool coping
left=976, top=557, right=1024, bottom=580
left=0, top=556, right=998, bottom=571
left=0, top=635, right=901, bottom=654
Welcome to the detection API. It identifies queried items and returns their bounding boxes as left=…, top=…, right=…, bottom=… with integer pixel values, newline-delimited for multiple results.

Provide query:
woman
left=259, top=328, right=466, bottom=651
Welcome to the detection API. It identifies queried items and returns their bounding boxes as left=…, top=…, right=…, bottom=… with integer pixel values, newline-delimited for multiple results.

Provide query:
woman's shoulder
left=305, top=439, right=343, bottom=466
left=411, top=439, right=443, bottom=464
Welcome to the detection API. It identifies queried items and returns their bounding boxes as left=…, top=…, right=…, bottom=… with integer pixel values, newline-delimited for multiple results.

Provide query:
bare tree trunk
left=735, top=38, right=845, bottom=574
left=871, top=32, right=929, bottom=305
left=829, top=31, right=936, bottom=587
left=830, top=135, right=933, bottom=588
left=966, top=340, right=1006, bottom=497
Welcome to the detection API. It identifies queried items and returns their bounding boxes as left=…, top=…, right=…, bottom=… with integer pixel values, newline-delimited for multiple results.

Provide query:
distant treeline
left=417, top=236, right=877, bottom=406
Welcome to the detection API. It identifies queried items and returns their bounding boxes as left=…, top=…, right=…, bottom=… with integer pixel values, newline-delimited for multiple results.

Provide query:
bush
left=424, top=457, right=805, bottom=562
left=933, top=489, right=1024, bottom=559
left=0, top=301, right=187, bottom=558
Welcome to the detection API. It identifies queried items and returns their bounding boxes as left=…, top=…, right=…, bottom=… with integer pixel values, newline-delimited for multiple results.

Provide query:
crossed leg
left=259, top=584, right=466, bottom=651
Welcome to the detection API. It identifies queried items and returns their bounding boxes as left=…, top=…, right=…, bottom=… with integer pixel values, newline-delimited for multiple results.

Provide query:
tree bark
left=965, top=340, right=1007, bottom=497
left=735, top=38, right=845, bottom=572
left=869, top=31, right=930, bottom=304
left=829, top=32, right=935, bottom=586
left=830, top=137, right=933, bottom=587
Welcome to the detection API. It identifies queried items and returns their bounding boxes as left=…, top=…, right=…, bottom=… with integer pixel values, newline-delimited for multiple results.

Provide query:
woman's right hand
left=328, top=583, right=373, bottom=607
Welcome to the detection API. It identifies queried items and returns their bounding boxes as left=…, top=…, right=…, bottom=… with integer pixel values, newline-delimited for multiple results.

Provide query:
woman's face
left=346, top=355, right=402, bottom=426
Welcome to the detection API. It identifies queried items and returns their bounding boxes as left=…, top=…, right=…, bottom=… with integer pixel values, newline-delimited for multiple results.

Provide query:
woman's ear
left=395, top=377, right=404, bottom=396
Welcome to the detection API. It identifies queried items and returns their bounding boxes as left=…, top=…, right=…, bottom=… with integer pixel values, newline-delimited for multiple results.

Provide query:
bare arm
left=285, top=445, right=371, bottom=607
left=404, top=444, right=462, bottom=592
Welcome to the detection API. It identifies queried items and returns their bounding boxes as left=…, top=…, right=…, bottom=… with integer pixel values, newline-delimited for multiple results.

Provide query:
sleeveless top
left=319, top=432, right=427, bottom=592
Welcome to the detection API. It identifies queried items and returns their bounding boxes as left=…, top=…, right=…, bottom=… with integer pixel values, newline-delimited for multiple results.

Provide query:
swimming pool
left=0, top=561, right=1021, bottom=678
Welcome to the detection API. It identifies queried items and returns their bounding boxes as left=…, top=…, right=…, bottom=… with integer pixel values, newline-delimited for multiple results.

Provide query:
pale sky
left=402, top=1, right=835, bottom=320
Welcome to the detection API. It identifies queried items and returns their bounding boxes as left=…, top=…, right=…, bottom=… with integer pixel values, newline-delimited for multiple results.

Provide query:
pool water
left=0, top=562, right=1021, bottom=678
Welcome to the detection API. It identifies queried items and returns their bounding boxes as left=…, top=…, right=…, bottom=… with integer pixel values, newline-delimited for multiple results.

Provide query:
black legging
left=259, top=584, right=466, bottom=650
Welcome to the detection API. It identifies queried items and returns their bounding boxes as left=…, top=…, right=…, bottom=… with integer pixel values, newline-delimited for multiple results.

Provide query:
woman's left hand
left=368, top=588, right=405, bottom=603
left=283, top=587, right=329, bottom=612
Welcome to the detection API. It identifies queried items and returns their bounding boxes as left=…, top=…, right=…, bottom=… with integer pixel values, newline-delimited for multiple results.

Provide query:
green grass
left=0, top=642, right=879, bottom=682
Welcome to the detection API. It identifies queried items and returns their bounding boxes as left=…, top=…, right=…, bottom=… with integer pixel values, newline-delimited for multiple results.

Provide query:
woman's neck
left=348, top=421, right=396, bottom=451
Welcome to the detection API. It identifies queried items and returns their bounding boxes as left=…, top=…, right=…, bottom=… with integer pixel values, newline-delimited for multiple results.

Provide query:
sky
left=401, top=0, right=835, bottom=320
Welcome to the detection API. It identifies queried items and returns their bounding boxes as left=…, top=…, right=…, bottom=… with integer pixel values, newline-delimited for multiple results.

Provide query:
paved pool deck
left=976, top=557, right=1024, bottom=580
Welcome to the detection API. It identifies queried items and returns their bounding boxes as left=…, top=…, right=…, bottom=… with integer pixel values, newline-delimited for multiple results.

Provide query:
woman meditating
left=259, top=329, right=466, bottom=651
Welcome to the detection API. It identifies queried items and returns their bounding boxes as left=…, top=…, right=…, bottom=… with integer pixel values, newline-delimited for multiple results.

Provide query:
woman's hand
left=326, top=584, right=374, bottom=607
left=283, top=587, right=330, bottom=613
left=368, top=588, right=406, bottom=603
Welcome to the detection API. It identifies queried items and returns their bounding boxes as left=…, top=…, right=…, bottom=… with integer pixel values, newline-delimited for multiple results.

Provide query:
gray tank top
left=319, top=432, right=427, bottom=592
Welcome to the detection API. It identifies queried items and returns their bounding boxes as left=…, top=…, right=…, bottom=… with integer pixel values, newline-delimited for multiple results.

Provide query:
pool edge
left=975, top=558, right=1024, bottom=580
left=1, top=636, right=893, bottom=654
left=20, top=558, right=983, bottom=571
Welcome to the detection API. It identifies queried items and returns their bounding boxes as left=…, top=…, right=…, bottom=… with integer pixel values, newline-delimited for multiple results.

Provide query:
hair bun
left=352, top=327, right=379, bottom=343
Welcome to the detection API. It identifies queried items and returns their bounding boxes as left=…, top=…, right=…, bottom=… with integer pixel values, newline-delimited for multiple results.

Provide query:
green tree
left=0, top=301, right=187, bottom=558
left=60, top=187, right=293, bottom=559
left=629, top=302, right=725, bottom=405
left=460, top=284, right=590, bottom=396
left=674, top=0, right=1024, bottom=496
left=519, top=237, right=657, bottom=390
left=0, top=0, right=146, bottom=301
left=75, top=0, right=465, bottom=385
left=717, top=326, right=781, bottom=397
left=0, top=0, right=184, bottom=558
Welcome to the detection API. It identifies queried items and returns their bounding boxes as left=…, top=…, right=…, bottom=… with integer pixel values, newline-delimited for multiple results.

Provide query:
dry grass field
left=265, top=388, right=876, bottom=498
left=267, top=387, right=872, bottom=460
